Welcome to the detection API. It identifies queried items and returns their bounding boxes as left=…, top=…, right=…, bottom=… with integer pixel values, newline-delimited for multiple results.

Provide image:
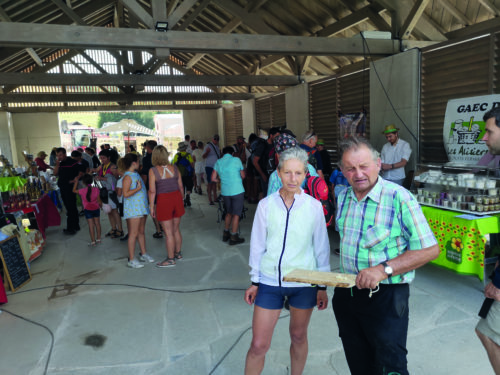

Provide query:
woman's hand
left=150, top=205, right=156, bottom=219
left=136, top=180, right=142, bottom=191
left=245, top=285, right=258, bottom=305
left=316, top=290, right=328, bottom=310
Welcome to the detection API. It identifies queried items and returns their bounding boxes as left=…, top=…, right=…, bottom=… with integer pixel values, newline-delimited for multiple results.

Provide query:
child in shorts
left=73, top=173, right=102, bottom=246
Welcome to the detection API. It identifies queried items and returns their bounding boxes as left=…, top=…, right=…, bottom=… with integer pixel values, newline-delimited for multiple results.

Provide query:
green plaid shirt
left=336, top=177, right=437, bottom=284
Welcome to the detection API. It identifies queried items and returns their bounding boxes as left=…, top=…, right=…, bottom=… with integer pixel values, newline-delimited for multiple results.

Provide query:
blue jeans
left=332, top=283, right=410, bottom=375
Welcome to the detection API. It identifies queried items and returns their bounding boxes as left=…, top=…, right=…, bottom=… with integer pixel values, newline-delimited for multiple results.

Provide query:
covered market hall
left=0, top=1, right=500, bottom=374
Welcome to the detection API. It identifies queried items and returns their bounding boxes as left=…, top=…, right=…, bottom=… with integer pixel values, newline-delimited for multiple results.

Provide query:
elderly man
left=380, top=124, right=412, bottom=186
left=333, top=137, right=438, bottom=375
left=299, top=130, right=324, bottom=180
left=476, top=107, right=500, bottom=374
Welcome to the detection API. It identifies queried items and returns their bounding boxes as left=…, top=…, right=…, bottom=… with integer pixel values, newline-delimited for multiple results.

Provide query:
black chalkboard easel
left=0, top=235, right=32, bottom=292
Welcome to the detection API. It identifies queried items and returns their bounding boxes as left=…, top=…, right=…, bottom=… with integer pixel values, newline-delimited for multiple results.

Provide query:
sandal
left=105, top=229, right=116, bottom=237
left=174, top=251, right=183, bottom=260
left=88, top=242, right=96, bottom=247
left=96, top=239, right=101, bottom=245
left=111, top=230, right=124, bottom=239
left=153, top=232, right=163, bottom=239
left=156, top=258, right=176, bottom=268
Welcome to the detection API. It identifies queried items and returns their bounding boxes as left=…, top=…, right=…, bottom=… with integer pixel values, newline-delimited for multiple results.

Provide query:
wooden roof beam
left=435, top=0, right=473, bottom=25
left=2, top=104, right=221, bottom=113
left=0, top=92, right=254, bottom=102
left=0, top=22, right=399, bottom=56
left=0, top=73, right=305, bottom=86
left=119, top=0, right=154, bottom=28
left=400, top=0, right=431, bottom=38
left=477, top=0, right=500, bottom=17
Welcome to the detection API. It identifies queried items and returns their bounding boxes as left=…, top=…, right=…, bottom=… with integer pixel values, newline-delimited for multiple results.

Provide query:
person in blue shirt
left=212, top=146, right=246, bottom=245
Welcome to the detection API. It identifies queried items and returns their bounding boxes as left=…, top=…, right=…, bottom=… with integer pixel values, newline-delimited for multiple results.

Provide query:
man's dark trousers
left=332, top=283, right=410, bottom=375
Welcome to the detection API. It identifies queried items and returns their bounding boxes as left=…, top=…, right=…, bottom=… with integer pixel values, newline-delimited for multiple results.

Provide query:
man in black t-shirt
left=54, top=147, right=83, bottom=234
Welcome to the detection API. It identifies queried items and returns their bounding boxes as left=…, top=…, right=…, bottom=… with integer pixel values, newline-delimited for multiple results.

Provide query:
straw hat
left=382, top=124, right=399, bottom=134
left=177, top=142, right=188, bottom=152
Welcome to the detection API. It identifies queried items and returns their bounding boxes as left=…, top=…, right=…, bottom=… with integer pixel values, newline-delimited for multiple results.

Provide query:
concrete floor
left=0, top=190, right=495, bottom=375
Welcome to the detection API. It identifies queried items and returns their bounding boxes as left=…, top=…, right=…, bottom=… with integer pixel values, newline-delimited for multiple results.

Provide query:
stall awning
left=95, top=119, right=155, bottom=136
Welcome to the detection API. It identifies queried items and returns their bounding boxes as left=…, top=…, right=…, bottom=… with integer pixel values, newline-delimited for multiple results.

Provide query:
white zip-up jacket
left=249, top=189, right=331, bottom=287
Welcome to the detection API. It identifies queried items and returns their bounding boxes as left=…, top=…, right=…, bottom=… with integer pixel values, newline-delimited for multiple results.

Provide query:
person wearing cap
left=300, top=130, right=324, bottom=180
left=35, top=151, right=53, bottom=172
left=172, top=142, right=195, bottom=207
left=316, top=139, right=332, bottom=182
left=267, top=133, right=318, bottom=195
left=380, top=124, right=412, bottom=186
left=203, top=134, right=221, bottom=205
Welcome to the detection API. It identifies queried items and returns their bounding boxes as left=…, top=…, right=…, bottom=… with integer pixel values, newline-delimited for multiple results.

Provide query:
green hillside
left=59, top=112, right=100, bottom=128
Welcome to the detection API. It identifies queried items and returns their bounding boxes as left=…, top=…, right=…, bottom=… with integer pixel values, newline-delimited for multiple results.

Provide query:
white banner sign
left=443, top=94, right=500, bottom=165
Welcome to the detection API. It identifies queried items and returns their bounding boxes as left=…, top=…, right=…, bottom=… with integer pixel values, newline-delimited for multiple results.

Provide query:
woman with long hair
left=120, top=153, right=153, bottom=268
left=149, top=145, right=185, bottom=268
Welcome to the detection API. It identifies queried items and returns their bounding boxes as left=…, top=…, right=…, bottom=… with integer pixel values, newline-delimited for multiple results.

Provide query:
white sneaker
left=127, top=258, right=144, bottom=268
left=139, top=253, right=155, bottom=263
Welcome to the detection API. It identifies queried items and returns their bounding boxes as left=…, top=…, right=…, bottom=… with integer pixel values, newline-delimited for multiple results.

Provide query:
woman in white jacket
left=244, top=147, right=331, bottom=375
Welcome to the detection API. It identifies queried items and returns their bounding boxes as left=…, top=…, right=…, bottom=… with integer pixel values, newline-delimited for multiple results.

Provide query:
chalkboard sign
left=0, top=235, right=31, bottom=292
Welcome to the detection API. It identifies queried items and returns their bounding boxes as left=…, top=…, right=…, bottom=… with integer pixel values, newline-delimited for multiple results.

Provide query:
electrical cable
left=208, top=313, right=291, bottom=374
left=1, top=308, right=54, bottom=375
left=2, top=282, right=263, bottom=374
left=360, top=33, right=419, bottom=143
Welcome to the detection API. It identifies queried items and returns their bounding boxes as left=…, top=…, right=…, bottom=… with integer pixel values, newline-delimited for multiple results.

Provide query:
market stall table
left=4, top=194, right=61, bottom=261
left=422, top=206, right=500, bottom=281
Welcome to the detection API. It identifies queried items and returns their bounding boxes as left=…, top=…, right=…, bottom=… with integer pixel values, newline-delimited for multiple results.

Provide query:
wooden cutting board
left=283, top=269, right=356, bottom=288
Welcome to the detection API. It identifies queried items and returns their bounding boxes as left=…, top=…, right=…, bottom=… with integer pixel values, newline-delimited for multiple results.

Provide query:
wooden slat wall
left=271, top=93, right=286, bottom=128
left=420, top=35, right=492, bottom=163
left=309, top=78, right=339, bottom=162
left=256, top=97, right=272, bottom=130
left=337, top=70, right=370, bottom=140
left=223, top=104, right=242, bottom=147
left=256, top=93, right=285, bottom=130
left=309, top=70, right=369, bottom=164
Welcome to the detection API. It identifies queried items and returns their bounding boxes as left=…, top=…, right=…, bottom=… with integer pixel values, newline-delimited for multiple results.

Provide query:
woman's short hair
left=152, top=145, right=170, bottom=166
left=338, top=137, right=380, bottom=168
left=277, top=147, right=308, bottom=172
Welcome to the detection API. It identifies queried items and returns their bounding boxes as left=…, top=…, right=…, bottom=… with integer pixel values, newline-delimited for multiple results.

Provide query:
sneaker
left=127, top=258, right=144, bottom=268
left=139, top=253, right=155, bottom=263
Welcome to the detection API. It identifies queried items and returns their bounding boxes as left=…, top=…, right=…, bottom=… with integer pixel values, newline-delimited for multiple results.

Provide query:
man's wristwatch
left=381, top=261, right=393, bottom=278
